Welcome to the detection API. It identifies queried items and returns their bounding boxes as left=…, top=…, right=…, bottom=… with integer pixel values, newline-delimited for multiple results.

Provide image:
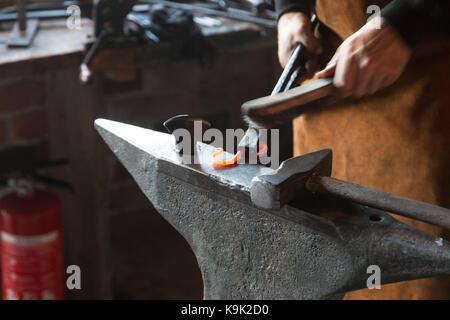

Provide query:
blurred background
left=0, top=0, right=285, bottom=299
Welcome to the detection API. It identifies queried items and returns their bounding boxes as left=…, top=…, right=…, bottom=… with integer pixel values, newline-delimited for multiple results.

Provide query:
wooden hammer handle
left=242, top=78, right=335, bottom=120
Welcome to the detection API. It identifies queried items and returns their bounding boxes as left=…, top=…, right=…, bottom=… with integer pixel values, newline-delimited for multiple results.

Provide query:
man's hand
left=317, top=17, right=412, bottom=98
left=277, top=12, right=322, bottom=71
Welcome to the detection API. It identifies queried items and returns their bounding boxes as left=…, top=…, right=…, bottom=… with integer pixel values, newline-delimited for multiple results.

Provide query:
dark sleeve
left=274, top=0, right=314, bottom=20
left=381, top=0, right=450, bottom=47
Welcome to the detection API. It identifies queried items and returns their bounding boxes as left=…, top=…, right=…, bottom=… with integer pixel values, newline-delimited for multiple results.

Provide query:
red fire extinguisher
left=0, top=181, right=65, bottom=300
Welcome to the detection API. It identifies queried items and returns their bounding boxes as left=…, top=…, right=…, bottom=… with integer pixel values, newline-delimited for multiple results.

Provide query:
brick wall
left=0, top=78, right=50, bottom=163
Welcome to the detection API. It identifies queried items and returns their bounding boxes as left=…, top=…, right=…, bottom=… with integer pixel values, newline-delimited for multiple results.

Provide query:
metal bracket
left=6, top=0, right=40, bottom=48
left=7, top=18, right=39, bottom=48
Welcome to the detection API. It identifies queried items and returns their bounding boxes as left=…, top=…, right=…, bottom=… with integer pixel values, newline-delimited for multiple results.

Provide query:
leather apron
left=294, top=0, right=450, bottom=299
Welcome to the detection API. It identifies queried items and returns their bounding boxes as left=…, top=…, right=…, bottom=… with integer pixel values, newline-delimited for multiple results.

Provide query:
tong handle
left=272, top=44, right=303, bottom=95
left=272, top=14, right=318, bottom=95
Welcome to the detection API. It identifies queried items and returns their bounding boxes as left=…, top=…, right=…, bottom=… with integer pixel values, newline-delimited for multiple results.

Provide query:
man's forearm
left=274, top=0, right=314, bottom=20
left=274, top=0, right=450, bottom=46
left=381, top=0, right=450, bottom=47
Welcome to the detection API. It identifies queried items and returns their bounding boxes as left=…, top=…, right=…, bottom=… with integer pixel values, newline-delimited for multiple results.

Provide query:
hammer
left=238, top=15, right=326, bottom=151
left=242, top=77, right=334, bottom=129
left=250, top=149, right=450, bottom=230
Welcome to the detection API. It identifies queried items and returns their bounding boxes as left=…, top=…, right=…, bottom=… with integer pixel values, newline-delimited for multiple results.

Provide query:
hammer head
left=250, top=149, right=332, bottom=209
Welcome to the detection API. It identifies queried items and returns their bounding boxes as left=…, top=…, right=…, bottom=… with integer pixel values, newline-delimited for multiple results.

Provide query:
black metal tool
left=139, top=0, right=276, bottom=28
left=271, top=17, right=314, bottom=96
left=79, top=29, right=108, bottom=84
left=250, top=149, right=450, bottom=230
left=6, top=0, right=39, bottom=48
left=80, top=1, right=211, bottom=84
left=306, top=174, right=450, bottom=230
left=163, top=114, right=211, bottom=164
left=0, top=158, right=74, bottom=192
left=79, top=0, right=135, bottom=84
left=0, top=9, right=69, bottom=22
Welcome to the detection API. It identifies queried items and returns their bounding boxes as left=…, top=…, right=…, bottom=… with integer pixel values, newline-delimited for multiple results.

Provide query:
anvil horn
left=95, top=119, right=450, bottom=299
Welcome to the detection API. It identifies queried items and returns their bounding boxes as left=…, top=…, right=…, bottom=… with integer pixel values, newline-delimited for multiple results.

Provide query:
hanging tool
left=79, top=0, right=135, bottom=84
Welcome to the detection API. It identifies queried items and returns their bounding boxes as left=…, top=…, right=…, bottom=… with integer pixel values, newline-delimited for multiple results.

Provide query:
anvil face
left=95, top=118, right=273, bottom=193
left=95, top=119, right=450, bottom=300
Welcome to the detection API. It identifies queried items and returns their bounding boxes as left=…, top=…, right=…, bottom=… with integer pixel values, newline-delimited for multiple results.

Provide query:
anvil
left=95, top=118, right=450, bottom=299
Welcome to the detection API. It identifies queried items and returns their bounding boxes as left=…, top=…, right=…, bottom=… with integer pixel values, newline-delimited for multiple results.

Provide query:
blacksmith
left=274, top=0, right=450, bottom=299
